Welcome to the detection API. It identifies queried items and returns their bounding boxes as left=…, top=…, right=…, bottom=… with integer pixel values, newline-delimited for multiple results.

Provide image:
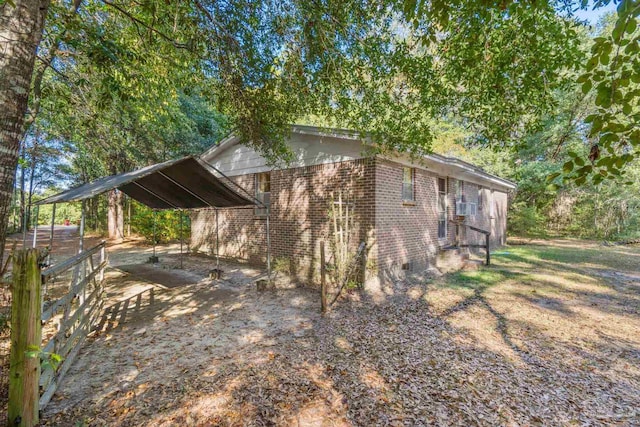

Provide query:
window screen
left=402, top=167, right=415, bottom=202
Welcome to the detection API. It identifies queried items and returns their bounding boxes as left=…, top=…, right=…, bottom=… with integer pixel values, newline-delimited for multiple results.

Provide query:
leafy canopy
left=36, top=0, right=587, bottom=169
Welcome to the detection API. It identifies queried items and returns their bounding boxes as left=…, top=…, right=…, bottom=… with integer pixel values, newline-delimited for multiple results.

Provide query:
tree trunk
left=107, top=189, right=124, bottom=240
left=0, top=0, right=51, bottom=264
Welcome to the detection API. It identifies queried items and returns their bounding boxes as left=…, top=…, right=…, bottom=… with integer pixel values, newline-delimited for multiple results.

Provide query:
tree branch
left=100, top=0, right=190, bottom=50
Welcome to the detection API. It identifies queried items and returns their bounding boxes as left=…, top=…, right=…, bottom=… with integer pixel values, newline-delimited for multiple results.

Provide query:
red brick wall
left=191, top=156, right=510, bottom=285
left=373, top=160, right=509, bottom=275
left=191, top=158, right=376, bottom=284
left=375, top=159, right=457, bottom=275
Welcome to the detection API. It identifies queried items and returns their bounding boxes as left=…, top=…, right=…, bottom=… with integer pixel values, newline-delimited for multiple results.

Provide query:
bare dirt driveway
left=42, top=239, right=640, bottom=426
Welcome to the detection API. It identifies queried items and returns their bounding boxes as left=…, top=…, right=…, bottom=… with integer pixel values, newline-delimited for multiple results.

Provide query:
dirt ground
left=27, top=237, right=640, bottom=426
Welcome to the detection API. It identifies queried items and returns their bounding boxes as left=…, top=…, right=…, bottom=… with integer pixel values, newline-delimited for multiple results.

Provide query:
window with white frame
left=437, top=177, right=447, bottom=239
left=255, top=172, right=271, bottom=216
left=402, top=167, right=415, bottom=202
left=478, top=187, right=484, bottom=211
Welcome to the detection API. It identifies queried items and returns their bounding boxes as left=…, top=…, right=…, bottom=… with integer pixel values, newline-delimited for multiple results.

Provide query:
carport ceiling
left=37, top=156, right=256, bottom=209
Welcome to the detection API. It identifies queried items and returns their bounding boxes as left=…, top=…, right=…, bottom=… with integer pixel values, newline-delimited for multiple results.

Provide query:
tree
left=0, top=0, right=624, bottom=256
left=569, top=1, right=639, bottom=184
left=16, top=124, right=65, bottom=233
left=0, top=0, right=50, bottom=262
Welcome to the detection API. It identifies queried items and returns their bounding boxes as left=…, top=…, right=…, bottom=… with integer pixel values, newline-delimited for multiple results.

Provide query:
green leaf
left=593, top=174, right=604, bottom=185
left=546, top=172, right=561, bottom=182
left=563, top=160, right=574, bottom=173
left=586, top=56, right=599, bottom=71
left=576, top=74, right=590, bottom=84
left=582, top=80, right=592, bottom=94
left=595, top=86, right=612, bottom=108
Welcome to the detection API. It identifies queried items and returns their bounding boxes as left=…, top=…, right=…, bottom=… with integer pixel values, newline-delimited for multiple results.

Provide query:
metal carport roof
left=36, top=156, right=257, bottom=209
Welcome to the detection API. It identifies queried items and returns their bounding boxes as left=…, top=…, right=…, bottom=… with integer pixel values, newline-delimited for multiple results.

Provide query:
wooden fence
left=7, top=242, right=107, bottom=426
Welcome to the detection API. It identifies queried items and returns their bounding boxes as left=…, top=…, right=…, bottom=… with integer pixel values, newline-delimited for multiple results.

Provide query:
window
left=402, top=167, right=415, bottom=202
left=255, top=172, right=270, bottom=216
left=437, top=177, right=447, bottom=239
left=478, top=187, right=484, bottom=211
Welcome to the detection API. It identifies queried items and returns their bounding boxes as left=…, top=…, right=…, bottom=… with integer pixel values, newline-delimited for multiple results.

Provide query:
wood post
left=8, top=249, right=42, bottom=427
left=485, top=234, right=491, bottom=266
left=320, top=242, right=327, bottom=314
left=99, top=242, right=106, bottom=282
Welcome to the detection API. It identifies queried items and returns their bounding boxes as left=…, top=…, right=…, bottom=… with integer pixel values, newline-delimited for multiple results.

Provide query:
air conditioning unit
left=456, top=202, right=477, bottom=216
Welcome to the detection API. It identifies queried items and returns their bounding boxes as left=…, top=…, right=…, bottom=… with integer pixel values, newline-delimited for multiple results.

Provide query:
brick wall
left=191, top=158, right=376, bottom=285
left=191, top=156, right=510, bottom=287
left=375, top=159, right=456, bottom=276
left=372, top=160, right=509, bottom=276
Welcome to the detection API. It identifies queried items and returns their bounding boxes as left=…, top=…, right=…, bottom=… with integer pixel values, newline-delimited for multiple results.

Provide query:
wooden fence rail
left=7, top=242, right=107, bottom=426
left=39, top=241, right=107, bottom=410
left=451, top=221, right=492, bottom=265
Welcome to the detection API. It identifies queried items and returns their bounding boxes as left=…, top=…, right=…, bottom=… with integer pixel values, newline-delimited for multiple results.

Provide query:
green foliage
left=11, top=0, right=638, bottom=245
left=130, top=204, right=190, bottom=244
left=439, top=65, right=640, bottom=240
left=508, top=203, right=547, bottom=237
left=34, top=0, right=588, bottom=173
left=34, top=195, right=82, bottom=226
left=273, top=257, right=291, bottom=275
left=566, top=1, right=640, bottom=184
left=26, top=345, right=63, bottom=372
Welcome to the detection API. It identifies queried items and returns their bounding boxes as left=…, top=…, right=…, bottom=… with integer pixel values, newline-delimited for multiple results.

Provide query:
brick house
left=191, top=125, right=515, bottom=291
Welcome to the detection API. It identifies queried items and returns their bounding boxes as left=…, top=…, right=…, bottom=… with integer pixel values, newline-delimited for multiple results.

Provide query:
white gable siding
left=203, top=132, right=367, bottom=177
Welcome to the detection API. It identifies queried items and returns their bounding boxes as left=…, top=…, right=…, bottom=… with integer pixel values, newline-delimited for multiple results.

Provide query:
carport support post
left=22, top=202, right=28, bottom=247
left=79, top=200, right=86, bottom=253
left=179, top=210, right=184, bottom=269
left=48, top=203, right=56, bottom=265
left=266, top=207, right=271, bottom=280
left=215, top=208, right=219, bottom=271
left=152, top=209, right=157, bottom=260
left=31, top=205, right=39, bottom=248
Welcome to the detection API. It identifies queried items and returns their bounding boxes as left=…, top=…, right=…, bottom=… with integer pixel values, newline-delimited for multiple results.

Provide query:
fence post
left=8, top=249, right=42, bottom=427
left=320, top=242, right=327, bottom=314
left=99, top=241, right=106, bottom=282
left=486, top=234, right=491, bottom=266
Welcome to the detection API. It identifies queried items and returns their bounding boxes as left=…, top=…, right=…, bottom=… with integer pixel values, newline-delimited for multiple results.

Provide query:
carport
left=35, top=156, right=271, bottom=276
